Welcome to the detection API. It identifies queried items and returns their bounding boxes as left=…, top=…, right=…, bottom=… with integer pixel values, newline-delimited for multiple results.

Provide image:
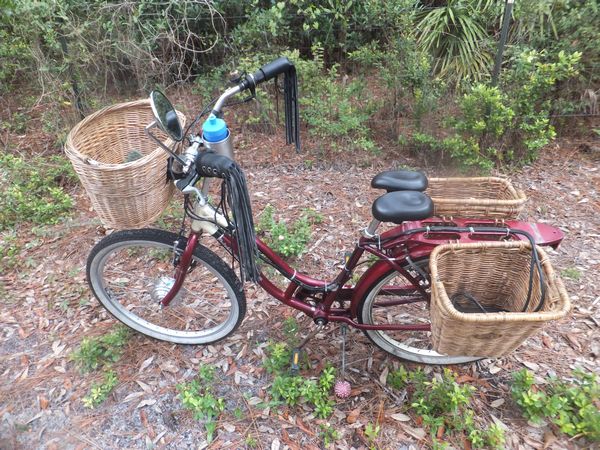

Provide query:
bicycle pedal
left=290, top=348, right=302, bottom=375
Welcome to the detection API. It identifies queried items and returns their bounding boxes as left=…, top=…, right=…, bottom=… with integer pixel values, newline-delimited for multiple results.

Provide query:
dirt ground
left=1, top=111, right=599, bottom=449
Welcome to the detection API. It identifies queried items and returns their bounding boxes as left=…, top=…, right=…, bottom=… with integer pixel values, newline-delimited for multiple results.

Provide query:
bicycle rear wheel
left=86, top=229, right=246, bottom=344
left=357, top=258, right=479, bottom=364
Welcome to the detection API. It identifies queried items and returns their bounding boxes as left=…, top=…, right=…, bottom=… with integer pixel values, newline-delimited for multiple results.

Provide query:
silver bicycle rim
left=88, top=239, right=240, bottom=344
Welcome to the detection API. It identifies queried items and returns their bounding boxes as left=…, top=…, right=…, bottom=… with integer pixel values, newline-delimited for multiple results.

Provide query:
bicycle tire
left=357, top=258, right=479, bottom=364
left=86, top=228, right=246, bottom=344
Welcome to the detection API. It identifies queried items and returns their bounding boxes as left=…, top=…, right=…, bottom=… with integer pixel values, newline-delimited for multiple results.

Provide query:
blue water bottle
left=202, top=114, right=234, bottom=159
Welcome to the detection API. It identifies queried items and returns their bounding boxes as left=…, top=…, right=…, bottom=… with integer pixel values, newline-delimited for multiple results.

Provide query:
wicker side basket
left=429, top=241, right=571, bottom=357
left=64, top=100, right=185, bottom=229
left=427, top=177, right=527, bottom=219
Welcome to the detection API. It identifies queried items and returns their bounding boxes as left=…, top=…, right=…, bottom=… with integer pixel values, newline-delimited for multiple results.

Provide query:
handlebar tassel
left=283, top=66, right=301, bottom=152
left=220, top=162, right=260, bottom=283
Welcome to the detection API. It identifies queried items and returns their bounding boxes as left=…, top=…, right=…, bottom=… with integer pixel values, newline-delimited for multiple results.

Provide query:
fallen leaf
left=400, top=424, right=426, bottom=440
left=543, top=429, right=557, bottom=448
left=379, top=366, right=389, bottom=385
left=136, top=399, right=157, bottom=409
left=271, top=438, right=280, bottom=450
left=523, top=361, right=539, bottom=371
left=38, top=395, right=49, bottom=410
left=490, top=398, right=505, bottom=408
left=247, top=397, right=262, bottom=406
left=488, top=365, right=502, bottom=375
left=456, top=374, right=476, bottom=383
left=541, top=335, right=553, bottom=348
left=122, top=392, right=145, bottom=403
left=222, top=423, right=235, bottom=433
left=347, top=408, right=361, bottom=424
left=389, top=413, right=411, bottom=422
left=139, top=355, right=155, bottom=372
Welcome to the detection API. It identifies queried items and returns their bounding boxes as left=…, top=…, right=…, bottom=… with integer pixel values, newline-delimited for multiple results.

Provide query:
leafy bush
left=512, top=368, right=600, bottom=442
left=82, top=370, right=118, bottom=409
left=271, top=365, right=336, bottom=419
left=387, top=367, right=505, bottom=449
left=410, top=49, right=581, bottom=170
left=70, top=326, right=130, bottom=373
left=257, top=204, right=321, bottom=258
left=0, top=153, right=74, bottom=230
left=296, top=49, right=379, bottom=152
left=178, top=365, right=225, bottom=443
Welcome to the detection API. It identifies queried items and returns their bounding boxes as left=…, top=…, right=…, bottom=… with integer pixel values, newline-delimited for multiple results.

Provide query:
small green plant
left=512, top=368, right=599, bottom=442
left=244, top=435, right=258, bottom=448
left=386, top=367, right=505, bottom=448
left=0, top=153, right=74, bottom=230
left=387, top=366, right=410, bottom=390
left=319, top=423, right=340, bottom=447
left=82, top=369, right=118, bottom=408
left=264, top=342, right=292, bottom=374
left=561, top=267, right=582, bottom=281
left=266, top=342, right=336, bottom=419
left=364, top=422, right=381, bottom=449
left=177, top=365, right=225, bottom=443
left=257, top=205, right=314, bottom=258
left=8, top=111, right=28, bottom=134
left=70, top=326, right=130, bottom=373
left=0, top=231, right=20, bottom=272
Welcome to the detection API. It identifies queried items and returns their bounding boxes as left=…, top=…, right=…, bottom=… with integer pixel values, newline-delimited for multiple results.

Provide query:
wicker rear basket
left=427, top=177, right=527, bottom=219
left=65, top=100, right=185, bottom=228
left=429, top=242, right=570, bottom=357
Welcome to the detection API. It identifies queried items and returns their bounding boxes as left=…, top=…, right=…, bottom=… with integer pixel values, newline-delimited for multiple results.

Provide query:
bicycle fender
left=350, top=260, right=398, bottom=317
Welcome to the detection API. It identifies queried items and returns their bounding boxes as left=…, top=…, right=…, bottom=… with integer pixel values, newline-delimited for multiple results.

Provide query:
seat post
left=363, top=219, right=381, bottom=238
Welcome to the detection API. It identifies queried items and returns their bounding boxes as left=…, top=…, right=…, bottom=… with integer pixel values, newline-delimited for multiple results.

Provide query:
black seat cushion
left=372, top=191, right=434, bottom=224
left=371, top=170, right=428, bottom=192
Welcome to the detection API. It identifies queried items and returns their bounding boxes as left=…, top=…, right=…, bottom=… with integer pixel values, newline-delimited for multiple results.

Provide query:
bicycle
left=86, top=57, right=564, bottom=365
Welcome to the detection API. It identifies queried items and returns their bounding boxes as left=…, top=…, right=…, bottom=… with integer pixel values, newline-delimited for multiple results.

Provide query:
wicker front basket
left=429, top=242, right=571, bottom=357
left=427, top=177, right=527, bottom=219
left=65, top=100, right=185, bottom=229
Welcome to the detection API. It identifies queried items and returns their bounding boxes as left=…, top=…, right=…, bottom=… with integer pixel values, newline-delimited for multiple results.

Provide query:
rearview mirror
left=149, top=90, right=183, bottom=141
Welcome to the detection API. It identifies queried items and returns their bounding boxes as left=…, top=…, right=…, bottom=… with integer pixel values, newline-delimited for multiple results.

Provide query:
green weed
left=265, top=342, right=335, bottom=419
left=177, top=365, right=225, bottom=443
left=319, top=423, right=340, bottom=447
left=257, top=205, right=316, bottom=258
left=82, top=369, right=118, bottom=408
left=70, top=326, right=130, bottom=373
left=364, top=422, right=381, bottom=449
left=512, top=368, right=599, bottom=442
left=0, top=153, right=74, bottom=230
left=561, top=267, right=582, bottom=281
left=387, top=367, right=505, bottom=449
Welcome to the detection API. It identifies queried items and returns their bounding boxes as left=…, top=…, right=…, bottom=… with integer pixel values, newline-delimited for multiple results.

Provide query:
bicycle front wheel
left=86, top=229, right=246, bottom=344
left=357, top=258, right=479, bottom=365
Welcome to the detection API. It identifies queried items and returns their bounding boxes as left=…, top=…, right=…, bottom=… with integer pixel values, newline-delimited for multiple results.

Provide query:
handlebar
left=239, top=57, right=295, bottom=90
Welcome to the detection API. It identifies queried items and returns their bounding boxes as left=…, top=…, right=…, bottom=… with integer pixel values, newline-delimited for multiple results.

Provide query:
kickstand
left=340, top=323, right=347, bottom=380
left=290, top=324, right=324, bottom=375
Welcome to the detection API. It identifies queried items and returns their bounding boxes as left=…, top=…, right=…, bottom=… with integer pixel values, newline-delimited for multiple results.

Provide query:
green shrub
left=70, top=326, right=130, bottom=373
left=82, top=369, right=118, bottom=409
left=512, top=368, right=599, bottom=442
left=177, top=365, right=225, bottom=443
left=0, top=153, right=74, bottom=230
left=387, top=367, right=505, bottom=449
left=410, top=49, right=581, bottom=170
left=297, top=49, right=379, bottom=152
left=271, top=365, right=336, bottom=419
left=257, top=204, right=318, bottom=258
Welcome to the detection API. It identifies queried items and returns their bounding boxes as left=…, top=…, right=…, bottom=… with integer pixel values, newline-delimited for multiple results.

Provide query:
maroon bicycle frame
left=161, top=217, right=563, bottom=332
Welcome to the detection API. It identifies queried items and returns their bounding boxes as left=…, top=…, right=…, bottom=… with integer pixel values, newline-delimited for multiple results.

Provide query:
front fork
left=160, top=186, right=229, bottom=307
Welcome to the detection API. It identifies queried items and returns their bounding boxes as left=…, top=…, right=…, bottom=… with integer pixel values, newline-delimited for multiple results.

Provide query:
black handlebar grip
left=196, top=152, right=236, bottom=178
left=240, top=57, right=294, bottom=90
